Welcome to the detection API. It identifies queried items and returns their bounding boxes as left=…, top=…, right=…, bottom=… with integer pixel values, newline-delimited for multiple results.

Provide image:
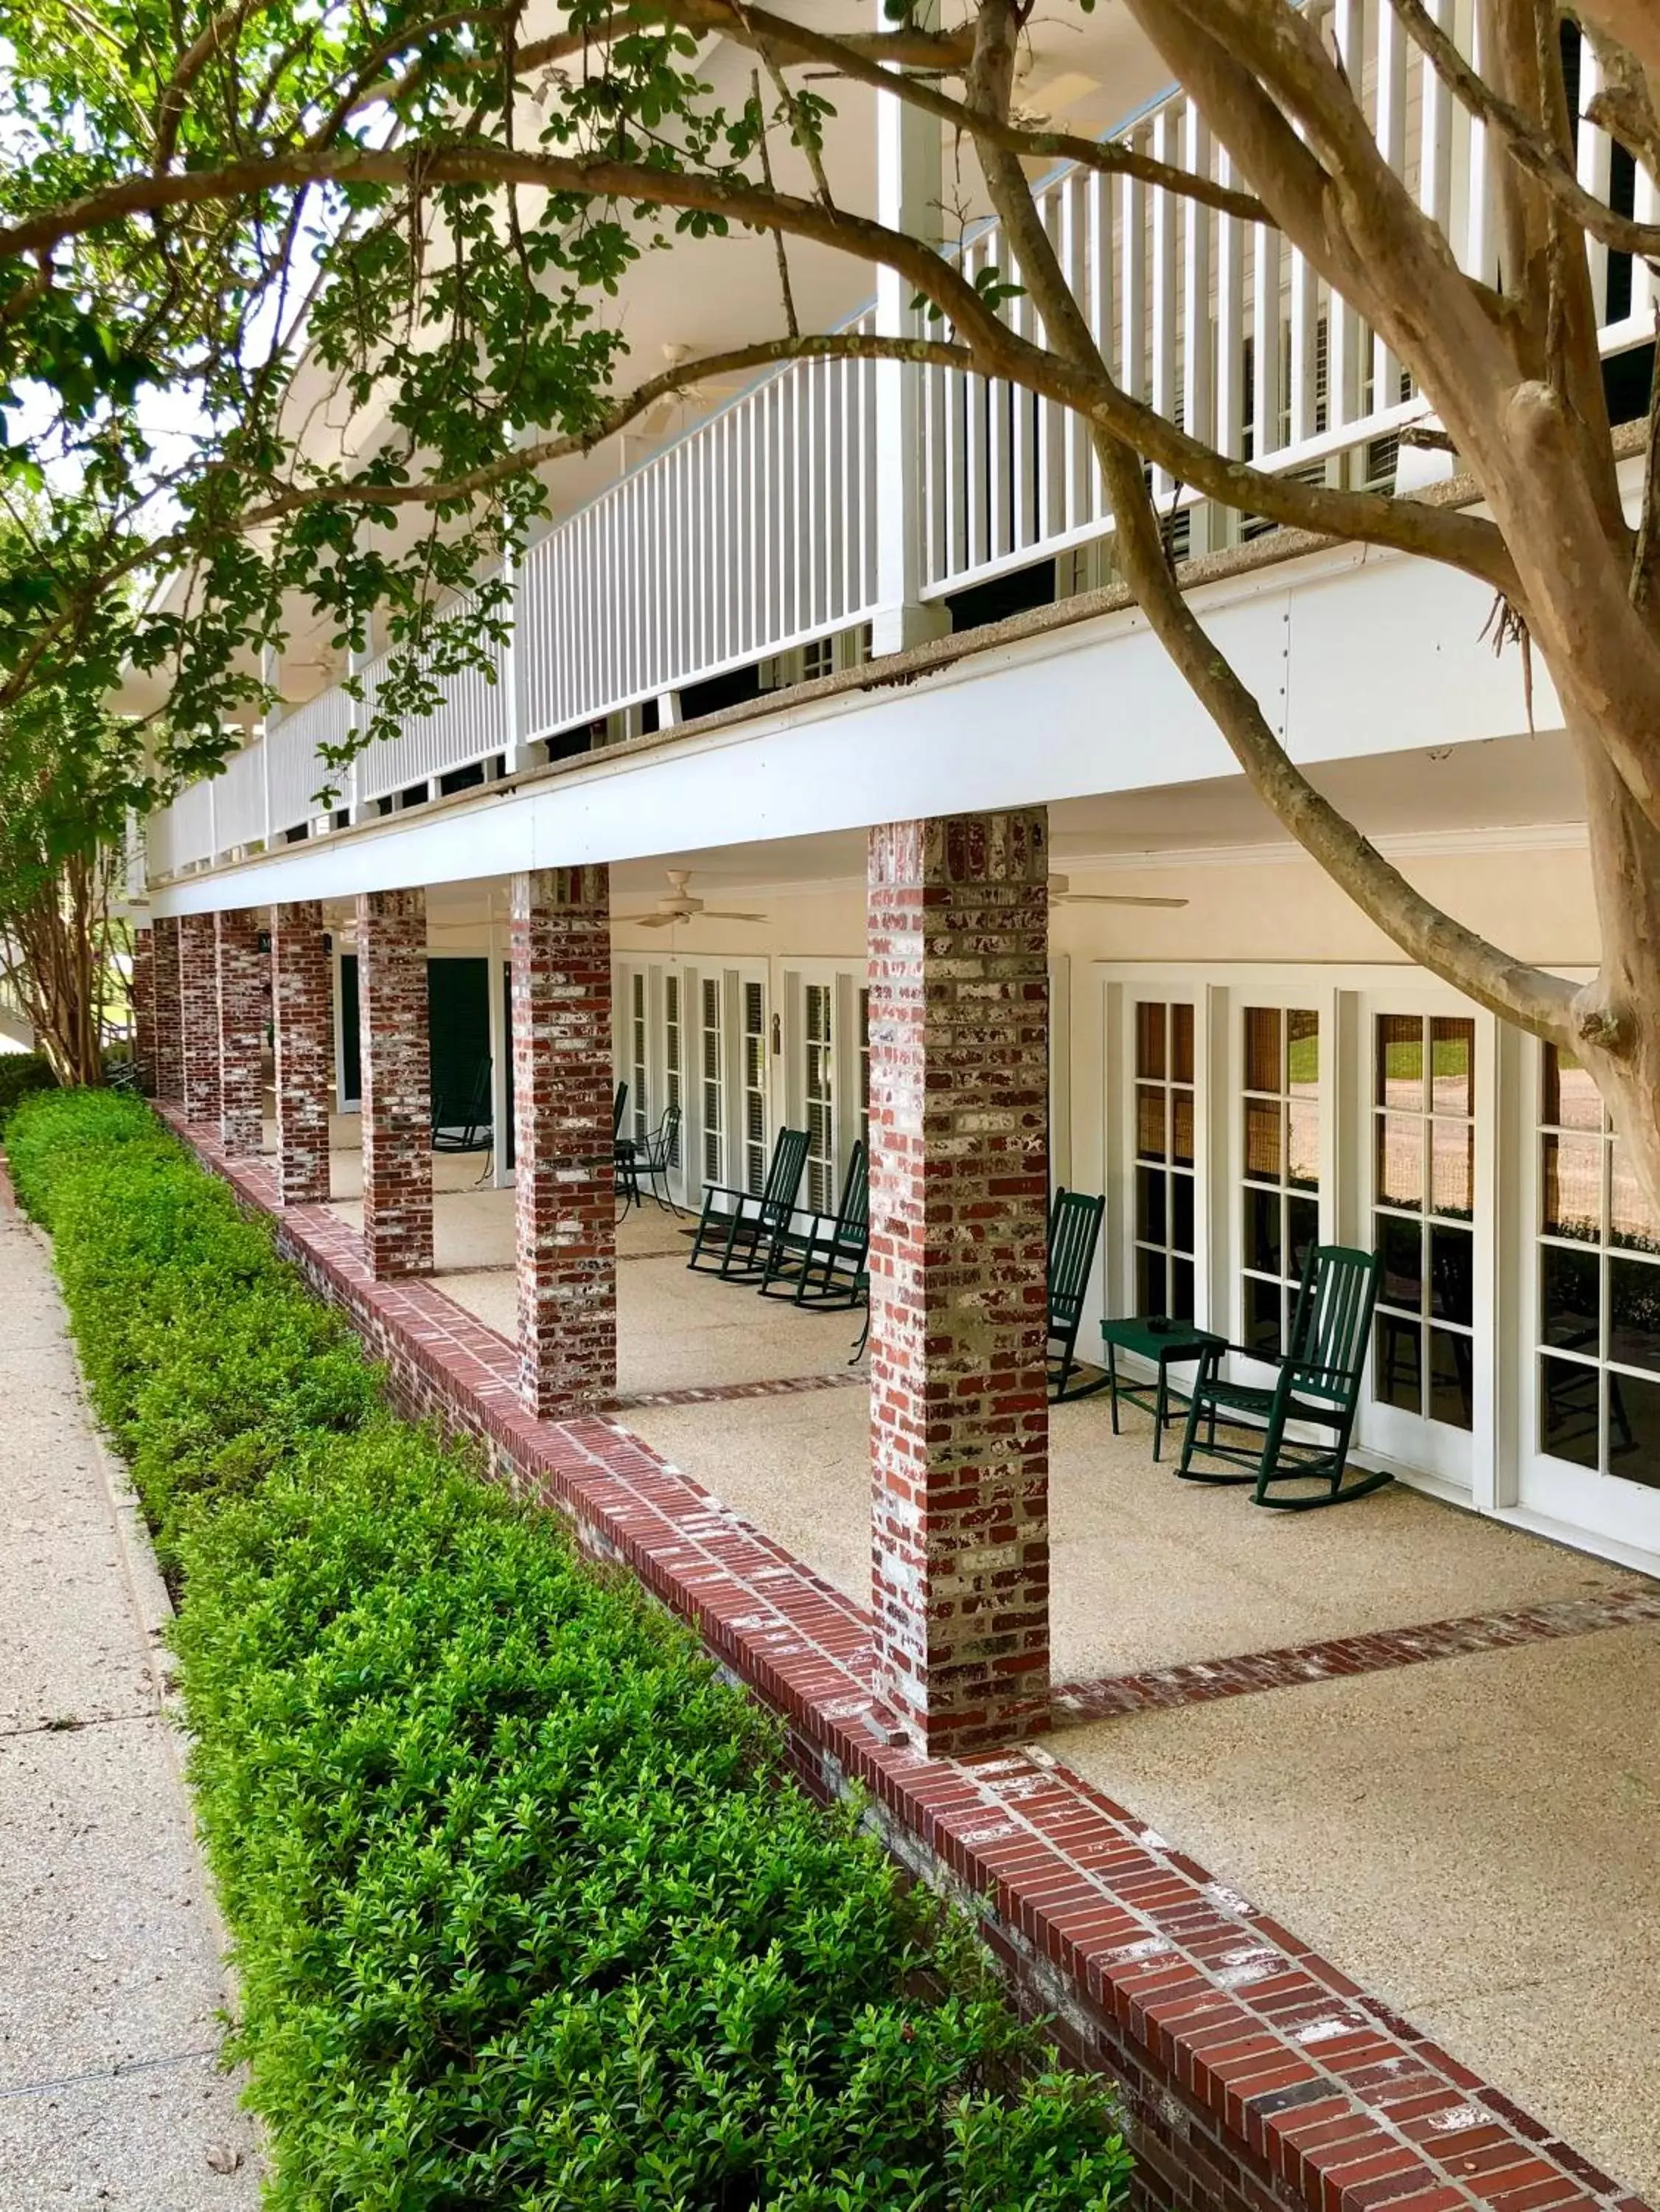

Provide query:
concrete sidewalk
left=0, top=1185, right=261, bottom=2208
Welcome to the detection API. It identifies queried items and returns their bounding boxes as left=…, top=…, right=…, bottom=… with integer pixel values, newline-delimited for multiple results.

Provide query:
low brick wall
left=158, top=1106, right=1651, bottom=2212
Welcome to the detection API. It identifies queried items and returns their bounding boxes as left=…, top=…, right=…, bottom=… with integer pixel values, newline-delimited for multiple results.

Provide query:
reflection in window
left=1537, top=1045, right=1660, bottom=1489
left=1241, top=1006, right=1319, bottom=1357
left=1134, top=1001, right=1196, bottom=1321
left=1373, top=1014, right=1476, bottom=1430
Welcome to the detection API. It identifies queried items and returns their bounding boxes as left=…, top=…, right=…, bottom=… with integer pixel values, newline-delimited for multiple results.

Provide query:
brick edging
left=151, top=1106, right=1656, bottom=2212
left=1053, top=1587, right=1660, bottom=1724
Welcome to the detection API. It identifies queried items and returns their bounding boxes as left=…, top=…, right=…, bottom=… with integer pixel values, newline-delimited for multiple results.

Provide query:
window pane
left=1430, top=1017, right=1475, bottom=1119
left=1244, top=1006, right=1281, bottom=1093
left=1244, top=1274, right=1282, bottom=1356
left=1135, top=1001, right=1166, bottom=1080
left=1608, top=1257, right=1660, bottom=1373
left=1171, top=1003, right=1195, bottom=1085
left=1136, top=1085, right=1167, bottom=1161
left=1244, top=1187, right=1282, bottom=1275
left=1428, top=1329, right=1475, bottom=1430
left=1377, top=1214, right=1423, bottom=1314
left=1375, top=1315, right=1423, bottom=1413
left=1377, top=1014, right=1424, bottom=1111
left=1429, top=1226, right=1474, bottom=1326
left=1430, top=1118, right=1474, bottom=1219
left=1376, top=1113, right=1423, bottom=1208
left=1542, top=1134, right=1602, bottom=1242
left=1287, top=1009, right=1320, bottom=1096
left=1135, top=1246, right=1165, bottom=1319
left=1610, top=1143, right=1660, bottom=1254
left=1541, top=1244, right=1600, bottom=1354
left=1287, top=1100, right=1320, bottom=1190
left=1543, top=1045, right=1603, bottom=1132
left=1244, top=1098, right=1282, bottom=1182
left=1171, top=1256, right=1196, bottom=1323
left=1287, top=1196, right=1320, bottom=1281
left=1608, top=1371, right=1660, bottom=1489
left=1540, top=1356, right=1601, bottom=1467
left=1172, top=1089, right=1195, bottom=1168
left=1172, top=1171, right=1195, bottom=1257
left=1136, top=1166, right=1168, bottom=1246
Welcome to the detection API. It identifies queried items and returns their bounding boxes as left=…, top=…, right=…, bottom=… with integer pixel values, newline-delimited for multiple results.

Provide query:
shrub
left=15, top=1090, right=1134, bottom=2211
left=0, top=1048, right=56, bottom=1133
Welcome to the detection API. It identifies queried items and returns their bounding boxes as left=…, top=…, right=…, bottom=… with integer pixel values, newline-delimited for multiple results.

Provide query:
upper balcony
left=143, top=10, right=1656, bottom=890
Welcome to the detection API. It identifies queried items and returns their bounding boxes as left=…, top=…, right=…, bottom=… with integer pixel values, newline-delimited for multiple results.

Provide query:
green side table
left=1098, top=1316, right=1227, bottom=1461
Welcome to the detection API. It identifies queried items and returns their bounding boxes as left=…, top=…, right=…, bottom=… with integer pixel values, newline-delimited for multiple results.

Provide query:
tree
left=0, top=0, right=1656, bottom=1187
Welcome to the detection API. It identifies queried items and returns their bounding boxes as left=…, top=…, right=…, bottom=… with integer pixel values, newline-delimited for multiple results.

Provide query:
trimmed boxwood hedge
left=6, top=1088, right=1134, bottom=2212
left=0, top=1048, right=55, bottom=1124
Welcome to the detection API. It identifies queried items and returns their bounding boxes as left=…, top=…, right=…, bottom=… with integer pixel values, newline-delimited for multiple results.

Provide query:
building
left=125, top=11, right=1660, bottom=2210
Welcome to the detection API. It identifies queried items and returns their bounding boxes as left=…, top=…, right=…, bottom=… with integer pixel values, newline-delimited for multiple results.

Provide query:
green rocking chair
left=1176, top=1245, right=1388, bottom=1509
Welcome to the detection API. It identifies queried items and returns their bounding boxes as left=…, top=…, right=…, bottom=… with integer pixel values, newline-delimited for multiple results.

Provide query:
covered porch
left=257, top=1112, right=1660, bottom=2200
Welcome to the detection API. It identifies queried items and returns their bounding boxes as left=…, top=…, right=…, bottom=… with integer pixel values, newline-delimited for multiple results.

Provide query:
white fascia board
left=150, top=541, right=1556, bottom=917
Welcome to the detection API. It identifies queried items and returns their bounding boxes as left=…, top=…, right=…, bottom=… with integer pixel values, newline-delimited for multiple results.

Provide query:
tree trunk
left=1571, top=726, right=1660, bottom=1214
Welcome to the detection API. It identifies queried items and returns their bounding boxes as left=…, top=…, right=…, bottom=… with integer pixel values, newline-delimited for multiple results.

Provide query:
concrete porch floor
left=291, top=1127, right=1659, bottom=2199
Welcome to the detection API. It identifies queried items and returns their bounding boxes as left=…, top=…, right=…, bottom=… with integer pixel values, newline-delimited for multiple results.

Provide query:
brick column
left=151, top=917, right=184, bottom=1101
left=510, top=866, right=615, bottom=1419
left=178, top=912, right=222, bottom=1127
left=867, top=809, right=1051, bottom=1758
left=130, top=926, right=156, bottom=1096
left=356, top=888, right=433, bottom=1278
left=216, top=908, right=265, bottom=1156
left=272, top=900, right=334, bottom=1207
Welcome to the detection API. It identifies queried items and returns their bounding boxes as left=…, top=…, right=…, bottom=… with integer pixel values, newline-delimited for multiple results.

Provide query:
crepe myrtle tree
left=1, top=1, right=1658, bottom=1183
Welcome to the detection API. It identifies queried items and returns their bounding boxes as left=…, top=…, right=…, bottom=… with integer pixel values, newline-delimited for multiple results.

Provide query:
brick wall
left=356, top=888, right=433, bottom=1278
left=215, top=908, right=266, bottom=1157
left=866, top=809, right=1052, bottom=1758
left=178, top=912, right=222, bottom=1127
left=130, top=926, right=156, bottom=1096
left=150, top=917, right=184, bottom=1102
left=510, top=866, right=616, bottom=1417
left=271, top=900, right=333, bottom=1208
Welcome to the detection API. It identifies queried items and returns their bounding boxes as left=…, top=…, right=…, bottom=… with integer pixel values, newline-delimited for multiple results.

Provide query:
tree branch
left=1393, top=0, right=1660, bottom=260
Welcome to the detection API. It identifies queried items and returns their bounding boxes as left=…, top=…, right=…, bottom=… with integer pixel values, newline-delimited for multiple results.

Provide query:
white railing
left=147, top=17, right=1644, bottom=880
left=356, top=594, right=509, bottom=801
left=516, top=313, right=880, bottom=740
left=268, top=687, right=354, bottom=835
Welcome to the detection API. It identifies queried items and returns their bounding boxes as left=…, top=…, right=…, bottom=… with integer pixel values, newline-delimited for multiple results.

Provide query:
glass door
left=1522, top=1042, right=1660, bottom=1554
left=1364, top=1007, right=1479, bottom=1487
left=742, top=977, right=770, bottom=1195
left=1131, top=999, right=1198, bottom=1322
left=1238, top=1003, right=1322, bottom=1358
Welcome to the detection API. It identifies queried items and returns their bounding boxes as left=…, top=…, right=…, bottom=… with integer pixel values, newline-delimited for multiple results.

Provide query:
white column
left=871, top=2, right=948, bottom=656
left=502, top=551, right=542, bottom=776
left=348, top=613, right=379, bottom=824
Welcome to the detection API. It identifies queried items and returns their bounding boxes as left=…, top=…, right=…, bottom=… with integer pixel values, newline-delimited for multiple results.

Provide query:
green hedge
left=0, top=1048, right=56, bottom=1130
left=7, top=1088, right=1133, bottom=2212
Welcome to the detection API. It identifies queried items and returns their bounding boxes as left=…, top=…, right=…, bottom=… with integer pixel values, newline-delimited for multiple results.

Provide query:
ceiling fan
left=1049, top=873, right=1187, bottom=909
left=624, top=869, right=767, bottom=930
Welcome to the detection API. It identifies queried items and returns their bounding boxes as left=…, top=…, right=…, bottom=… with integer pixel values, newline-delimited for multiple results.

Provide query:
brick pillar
left=356, top=888, right=433, bottom=1278
left=151, top=917, right=184, bottom=1101
left=130, top=926, right=156, bottom=1096
left=179, top=913, right=222, bottom=1126
left=867, top=809, right=1051, bottom=1759
left=510, top=866, right=615, bottom=1419
left=216, top=908, right=265, bottom=1156
left=272, top=900, right=333, bottom=1207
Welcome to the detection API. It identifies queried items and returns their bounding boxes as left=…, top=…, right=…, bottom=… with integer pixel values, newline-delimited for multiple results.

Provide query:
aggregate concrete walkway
left=0, top=1187, right=262, bottom=2208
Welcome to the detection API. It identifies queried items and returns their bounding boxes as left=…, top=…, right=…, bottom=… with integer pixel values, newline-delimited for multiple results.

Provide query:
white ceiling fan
left=1049, top=873, right=1188, bottom=909
left=624, top=869, right=768, bottom=930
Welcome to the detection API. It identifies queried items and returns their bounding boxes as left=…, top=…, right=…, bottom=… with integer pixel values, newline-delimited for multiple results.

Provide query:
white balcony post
left=259, top=643, right=279, bottom=846
left=348, top=615, right=378, bottom=824
left=502, top=551, right=540, bottom=776
left=871, top=2, right=948, bottom=656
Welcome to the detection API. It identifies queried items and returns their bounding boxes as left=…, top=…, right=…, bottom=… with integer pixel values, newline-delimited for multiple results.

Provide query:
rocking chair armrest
left=700, top=1179, right=761, bottom=1215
